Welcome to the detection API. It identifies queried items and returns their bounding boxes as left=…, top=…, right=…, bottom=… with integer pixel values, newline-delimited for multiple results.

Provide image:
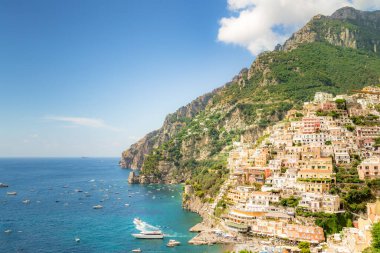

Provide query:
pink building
left=302, top=117, right=321, bottom=134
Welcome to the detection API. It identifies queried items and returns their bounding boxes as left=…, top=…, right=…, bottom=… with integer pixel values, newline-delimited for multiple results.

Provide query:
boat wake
left=163, top=233, right=187, bottom=238
left=133, top=218, right=161, bottom=232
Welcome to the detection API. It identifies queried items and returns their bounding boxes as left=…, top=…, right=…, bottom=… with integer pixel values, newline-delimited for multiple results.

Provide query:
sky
left=1, top=0, right=379, bottom=157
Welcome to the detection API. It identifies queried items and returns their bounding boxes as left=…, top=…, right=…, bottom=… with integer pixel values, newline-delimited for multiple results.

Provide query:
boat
left=0, top=183, right=9, bottom=188
left=75, top=237, right=80, bottom=243
left=131, top=249, right=142, bottom=252
left=93, top=205, right=103, bottom=209
left=166, top=239, right=180, bottom=247
left=133, top=217, right=142, bottom=225
left=22, top=199, right=31, bottom=204
left=132, top=231, right=164, bottom=239
left=7, top=192, right=17, bottom=195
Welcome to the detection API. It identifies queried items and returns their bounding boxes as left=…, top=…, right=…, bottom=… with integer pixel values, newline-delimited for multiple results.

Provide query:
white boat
left=22, top=199, right=31, bottom=204
left=7, top=192, right=17, bottom=195
left=131, top=249, right=142, bottom=252
left=93, top=205, right=103, bottom=209
left=133, top=217, right=142, bottom=225
left=132, top=231, right=164, bottom=239
left=75, top=237, right=80, bottom=243
left=166, top=239, right=180, bottom=247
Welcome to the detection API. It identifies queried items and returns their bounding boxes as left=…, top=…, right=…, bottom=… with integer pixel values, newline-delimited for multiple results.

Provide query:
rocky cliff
left=280, top=7, right=380, bottom=53
left=120, top=90, right=218, bottom=169
left=120, top=7, right=380, bottom=193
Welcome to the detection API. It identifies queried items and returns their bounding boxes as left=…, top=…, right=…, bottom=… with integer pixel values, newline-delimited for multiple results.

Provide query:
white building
left=299, top=192, right=340, bottom=213
left=314, top=92, right=334, bottom=103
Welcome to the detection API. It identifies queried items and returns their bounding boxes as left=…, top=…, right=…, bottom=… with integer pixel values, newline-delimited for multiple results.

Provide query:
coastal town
left=186, top=86, right=380, bottom=253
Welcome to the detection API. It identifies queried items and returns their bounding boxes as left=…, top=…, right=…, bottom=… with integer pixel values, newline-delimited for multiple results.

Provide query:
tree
left=298, top=241, right=311, bottom=253
left=363, top=223, right=380, bottom=253
left=372, top=222, right=380, bottom=249
left=280, top=196, right=300, bottom=207
left=335, top=99, right=346, bottom=110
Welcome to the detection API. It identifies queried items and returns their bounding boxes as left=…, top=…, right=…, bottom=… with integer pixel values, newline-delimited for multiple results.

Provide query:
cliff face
left=120, top=7, right=380, bottom=188
left=120, top=91, right=217, bottom=169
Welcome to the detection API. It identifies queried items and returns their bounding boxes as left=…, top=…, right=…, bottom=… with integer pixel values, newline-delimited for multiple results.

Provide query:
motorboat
left=75, top=237, right=80, bottom=243
left=93, top=205, right=103, bottom=209
left=22, top=199, right=31, bottom=204
left=132, top=231, right=164, bottom=239
left=166, top=239, right=180, bottom=247
left=6, top=192, right=17, bottom=195
left=0, top=183, right=9, bottom=188
left=131, top=249, right=142, bottom=252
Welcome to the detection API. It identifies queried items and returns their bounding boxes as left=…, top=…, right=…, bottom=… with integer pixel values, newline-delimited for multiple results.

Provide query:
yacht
left=132, top=231, right=164, bottom=239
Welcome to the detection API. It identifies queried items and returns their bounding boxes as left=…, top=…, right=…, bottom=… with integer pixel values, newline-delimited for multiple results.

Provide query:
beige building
left=357, top=156, right=380, bottom=180
left=227, top=186, right=256, bottom=205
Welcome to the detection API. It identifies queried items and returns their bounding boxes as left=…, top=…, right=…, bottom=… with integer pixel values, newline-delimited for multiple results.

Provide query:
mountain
left=120, top=7, right=380, bottom=196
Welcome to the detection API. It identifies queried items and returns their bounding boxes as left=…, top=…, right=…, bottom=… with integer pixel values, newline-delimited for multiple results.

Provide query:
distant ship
left=132, top=231, right=164, bottom=239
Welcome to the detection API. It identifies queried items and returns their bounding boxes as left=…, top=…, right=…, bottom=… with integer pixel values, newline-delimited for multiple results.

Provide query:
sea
left=0, top=158, right=222, bottom=253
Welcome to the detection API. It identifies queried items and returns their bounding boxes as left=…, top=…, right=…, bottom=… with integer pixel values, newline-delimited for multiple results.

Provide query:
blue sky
left=0, top=0, right=253, bottom=157
left=1, top=0, right=378, bottom=157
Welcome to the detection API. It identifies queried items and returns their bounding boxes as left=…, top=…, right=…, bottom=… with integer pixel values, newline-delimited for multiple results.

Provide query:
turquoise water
left=0, top=158, right=221, bottom=253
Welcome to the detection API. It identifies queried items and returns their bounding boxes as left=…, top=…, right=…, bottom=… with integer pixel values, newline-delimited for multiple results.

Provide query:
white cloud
left=218, top=0, right=379, bottom=55
left=352, top=0, right=380, bottom=10
left=45, top=116, right=122, bottom=132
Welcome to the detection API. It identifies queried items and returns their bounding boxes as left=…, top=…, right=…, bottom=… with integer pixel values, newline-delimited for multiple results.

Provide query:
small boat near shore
left=132, top=231, right=164, bottom=239
left=166, top=239, right=180, bottom=247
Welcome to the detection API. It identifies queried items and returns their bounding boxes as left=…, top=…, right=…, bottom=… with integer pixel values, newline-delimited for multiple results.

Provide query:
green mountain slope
left=120, top=7, right=380, bottom=198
